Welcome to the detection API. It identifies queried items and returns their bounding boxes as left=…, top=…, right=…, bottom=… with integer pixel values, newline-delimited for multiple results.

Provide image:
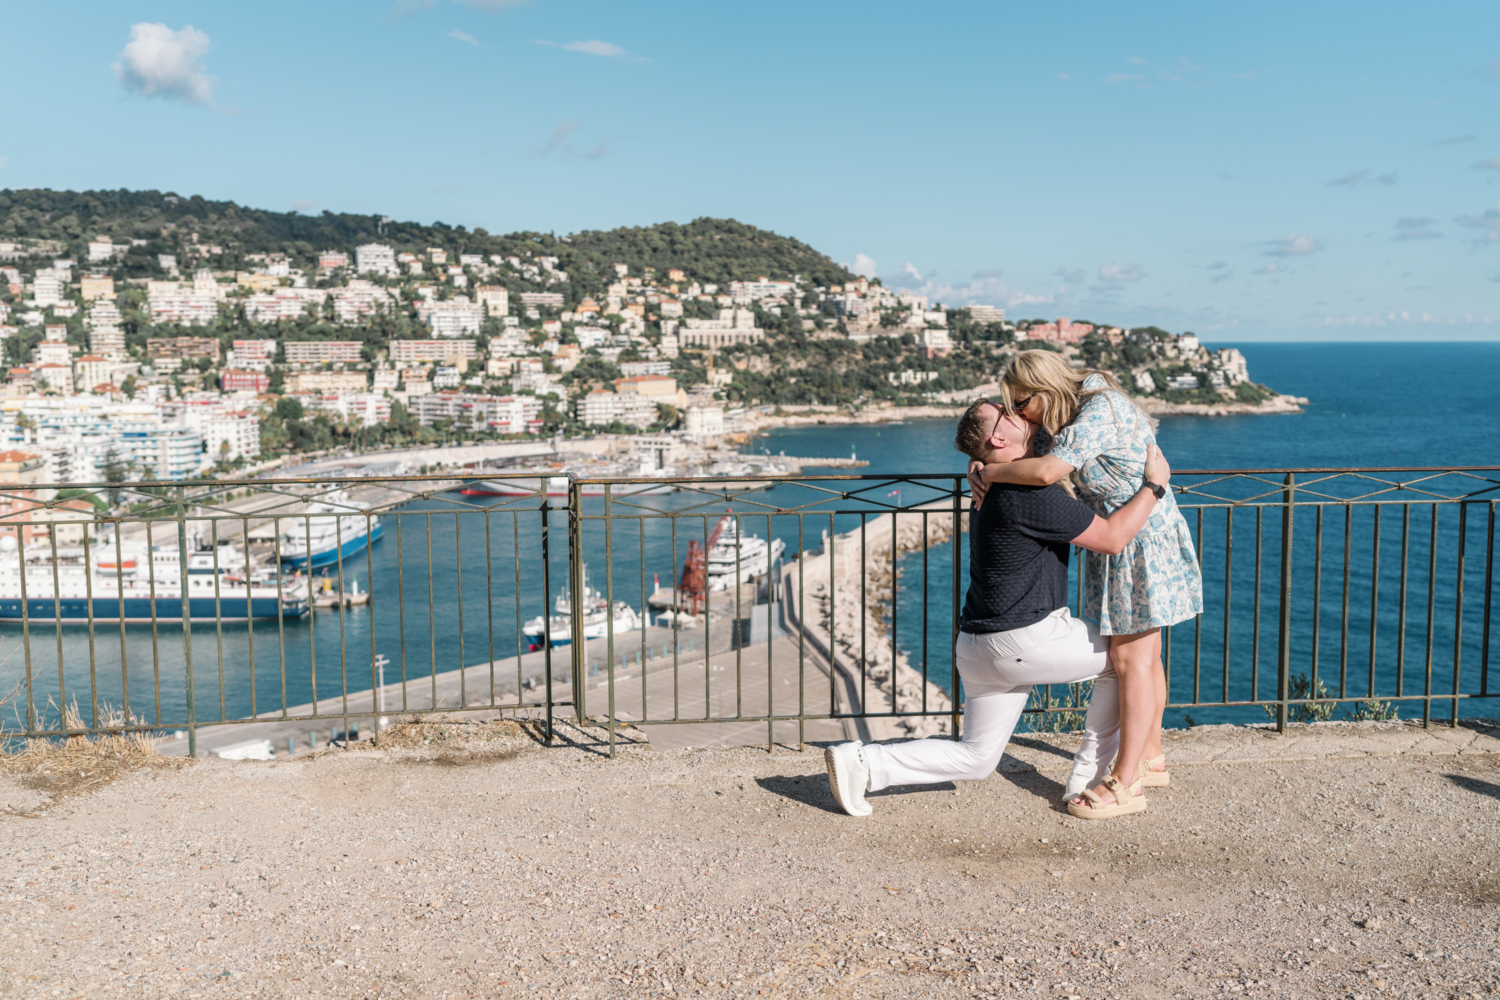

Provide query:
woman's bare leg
left=1146, top=632, right=1165, bottom=764
left=1074, top=627, right=1159, bottom=806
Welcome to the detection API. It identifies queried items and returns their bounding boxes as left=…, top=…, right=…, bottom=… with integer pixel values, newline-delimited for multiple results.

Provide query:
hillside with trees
left=0, top=189, right=853, bottom=290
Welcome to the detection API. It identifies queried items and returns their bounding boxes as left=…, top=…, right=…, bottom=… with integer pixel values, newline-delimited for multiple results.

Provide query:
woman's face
left=1007, top=387, right=1041, bottom=426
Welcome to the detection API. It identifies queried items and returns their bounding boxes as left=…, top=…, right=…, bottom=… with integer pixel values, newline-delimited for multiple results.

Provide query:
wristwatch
left=1141, top=479, right=1166, bottom=500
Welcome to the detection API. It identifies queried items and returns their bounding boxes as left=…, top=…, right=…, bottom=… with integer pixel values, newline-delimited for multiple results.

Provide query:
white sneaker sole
left=824, top=745, right=871, bottom=817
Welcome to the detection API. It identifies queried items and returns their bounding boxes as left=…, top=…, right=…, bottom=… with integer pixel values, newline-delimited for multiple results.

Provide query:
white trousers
left=862, top=608, right=1121, bottom=798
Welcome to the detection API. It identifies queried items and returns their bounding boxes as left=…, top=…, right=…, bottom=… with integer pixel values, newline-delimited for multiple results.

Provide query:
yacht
left=522, top=566, right=641, bottom=649
left=705, top=517, right=786, bottom=591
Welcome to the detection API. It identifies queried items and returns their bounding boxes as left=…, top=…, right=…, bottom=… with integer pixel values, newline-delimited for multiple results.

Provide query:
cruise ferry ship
left=277, top=492, right=384, bottom=569
left=0, top=536, right=310, bottom=623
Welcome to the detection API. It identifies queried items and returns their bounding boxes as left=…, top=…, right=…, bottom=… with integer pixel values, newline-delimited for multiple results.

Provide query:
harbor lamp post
left=374, top=653, right=390, bottom=728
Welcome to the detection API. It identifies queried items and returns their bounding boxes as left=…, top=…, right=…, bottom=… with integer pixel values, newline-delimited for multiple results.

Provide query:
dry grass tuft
left=376, top=717, right=531, bottom=750
left=2, top=699, right=180, bottom=808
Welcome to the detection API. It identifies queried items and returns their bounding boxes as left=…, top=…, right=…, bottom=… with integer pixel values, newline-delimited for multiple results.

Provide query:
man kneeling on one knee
left=824, top=399, right=1171, bottom=817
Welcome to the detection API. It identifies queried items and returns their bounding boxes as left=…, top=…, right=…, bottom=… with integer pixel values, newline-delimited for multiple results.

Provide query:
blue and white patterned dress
left=1044, top=374, right=1204, bottom=635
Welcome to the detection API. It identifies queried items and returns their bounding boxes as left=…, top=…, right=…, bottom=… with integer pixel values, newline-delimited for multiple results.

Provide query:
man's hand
left=967, top=459, right=988, bottom=510
left=1143, top=443, right=1171, bottom=489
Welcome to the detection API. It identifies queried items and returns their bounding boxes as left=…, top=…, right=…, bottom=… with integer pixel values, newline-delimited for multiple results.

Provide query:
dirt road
left=3, top=718, right=1499, bottom=999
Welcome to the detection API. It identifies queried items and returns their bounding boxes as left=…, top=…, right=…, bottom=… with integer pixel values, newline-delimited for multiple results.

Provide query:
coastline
left=741, top=392, right=1306, bottom=432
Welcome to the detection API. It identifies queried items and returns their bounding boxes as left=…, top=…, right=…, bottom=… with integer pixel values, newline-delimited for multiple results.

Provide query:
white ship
left=0, top=536, right=310, bottom=622
left=705, top=517, right=786, bottom=591
left=277, top=492, right=384, bottom=569
left=523, top=566, right=641, bottom=650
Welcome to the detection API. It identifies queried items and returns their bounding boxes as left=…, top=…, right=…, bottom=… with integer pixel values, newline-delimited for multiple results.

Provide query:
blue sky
left=1, top=1, right=1498, bottom=340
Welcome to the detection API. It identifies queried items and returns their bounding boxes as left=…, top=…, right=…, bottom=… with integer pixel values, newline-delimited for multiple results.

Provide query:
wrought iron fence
left=0, top=466, right=1495, bottom=757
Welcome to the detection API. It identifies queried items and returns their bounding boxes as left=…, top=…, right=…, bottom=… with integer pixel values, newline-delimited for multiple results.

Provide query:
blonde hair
left=999, top=350, right=1148, bottom=436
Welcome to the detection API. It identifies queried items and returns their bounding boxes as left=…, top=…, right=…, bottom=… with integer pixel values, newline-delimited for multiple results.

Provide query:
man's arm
left=1070, top=444, right=1171, bottom=556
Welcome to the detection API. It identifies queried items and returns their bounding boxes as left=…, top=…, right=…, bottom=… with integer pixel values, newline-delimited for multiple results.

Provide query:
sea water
left=4, top=343, right=1497, bottom=734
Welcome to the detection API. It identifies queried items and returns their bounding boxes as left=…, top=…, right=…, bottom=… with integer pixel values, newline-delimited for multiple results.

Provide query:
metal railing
left=0, top=466, right=1495, bottom=756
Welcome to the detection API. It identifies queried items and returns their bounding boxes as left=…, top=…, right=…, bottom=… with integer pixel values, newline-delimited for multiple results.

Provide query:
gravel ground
left=3, top=718, right=1500, bottom=1000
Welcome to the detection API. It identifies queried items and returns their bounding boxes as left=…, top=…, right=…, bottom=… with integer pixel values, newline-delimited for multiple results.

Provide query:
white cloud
left=1254, top=262, right=1285, bottom=275
left=536, top=119, right=612, bottom=160
left=113, top=23, right=215, bottom=105
left=1053, top=266, right=1087, bottom=284
left=292, top=199, right=317, bottom=213
left=539, top=39, right=628, bottom=57
left=541, top=119, right=579, bottom=154
left=1455, top=204, right=1500, bottom=242
left=1097, top=262, right=1146, bottom=283
left=900, top=262, right=924, bottom=282
left=1126, top=56, right=1148, bottom=66
left=850, top=254, right=877, bottom=279
left=1393, top=216, right=1441, bottom=241
left=1473, top=156, right=1500, bottom=171
left=448, top=29, right=479, bottom=45
left=1266, top=234, right=1322, bottom=256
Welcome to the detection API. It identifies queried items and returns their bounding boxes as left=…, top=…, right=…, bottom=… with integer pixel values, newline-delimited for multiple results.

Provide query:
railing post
left=541, top=500, right=554, bottom=745
left=951, top=476, right=962, bottom=740
left=1276, top=472, right=1294, bottom=733
left=568, top=478, right=586, bottom=724
left=176, top=484, right=197, bottom=758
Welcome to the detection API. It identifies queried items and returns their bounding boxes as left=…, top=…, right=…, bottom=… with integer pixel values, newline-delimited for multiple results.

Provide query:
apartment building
left=220, top=369, right=270, bottom=393
left=146, top=337, right=220, bottom=361
left=389, top=339, right=478, bottom=363
left=422, top=300, right=483, bottom=337
left=410, top=393, right=542, bottom=433
left=678, top=308, right=764, bottom=348
left=285, top=370, right=368, bottom=393
left=34, top=364, right=73, bottom=394
left=475, top=285, right=509, bottom=317
left=88, top=325, right=125, bottom=358
left=519, top=292, right=565, bottom=309
left=619, top=360, right=672, bottom=378
left=318, top=251, right=350, bottom=271
left=283, top=341, right=361, bottom=365
left=576, top=389, right=658, bottom=429
left=355, top=244, right=398, bottom=278
left=72, top=355, right=111, bottom=393
left=296, top=392, right=391, bottom=428
left=332, top=281, right=392, bottom=324
left=32, top=270, right=68, bottom=307
left=80, top=275, right=115, bottom=302
left=231, top=339, right=278, bottom=370
left=244, top=288, right=324, bottom=322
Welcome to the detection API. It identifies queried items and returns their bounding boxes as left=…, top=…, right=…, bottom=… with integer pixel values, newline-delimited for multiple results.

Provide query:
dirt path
left=3, top=718, right=1499, bottom=1000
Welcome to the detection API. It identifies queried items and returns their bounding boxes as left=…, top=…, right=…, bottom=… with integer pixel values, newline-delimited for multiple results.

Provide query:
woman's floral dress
left=1044, top=374, right=1204, bottom=635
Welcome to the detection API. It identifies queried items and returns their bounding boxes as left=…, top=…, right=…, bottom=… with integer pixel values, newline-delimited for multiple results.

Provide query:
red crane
left=677, top=513, right=730, bottom=616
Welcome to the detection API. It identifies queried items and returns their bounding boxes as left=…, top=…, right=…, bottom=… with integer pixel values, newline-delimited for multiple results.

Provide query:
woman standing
left=970, top=350, right=1203, bottom=818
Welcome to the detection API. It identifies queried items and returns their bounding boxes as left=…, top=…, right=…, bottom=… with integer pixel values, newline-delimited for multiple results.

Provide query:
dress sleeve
left=1048, top=390, right=1127, bottom=470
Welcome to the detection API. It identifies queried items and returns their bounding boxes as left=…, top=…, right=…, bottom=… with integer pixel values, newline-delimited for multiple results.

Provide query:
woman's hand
left=1143, top=443, right=1171, bottom=489
left=967, top=459, right=988, bottom=510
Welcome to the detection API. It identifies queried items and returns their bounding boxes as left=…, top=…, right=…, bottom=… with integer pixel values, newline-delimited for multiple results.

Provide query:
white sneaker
left=824, top=742, right=872, bottom=817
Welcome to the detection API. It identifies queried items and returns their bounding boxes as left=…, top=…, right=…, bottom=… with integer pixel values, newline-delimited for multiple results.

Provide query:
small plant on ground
left=1349, top=697, right=1399, bottom=722
left=1020, top=680, right=1092, bottom=733
left=1263, top=673, right=1337, bottom=723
